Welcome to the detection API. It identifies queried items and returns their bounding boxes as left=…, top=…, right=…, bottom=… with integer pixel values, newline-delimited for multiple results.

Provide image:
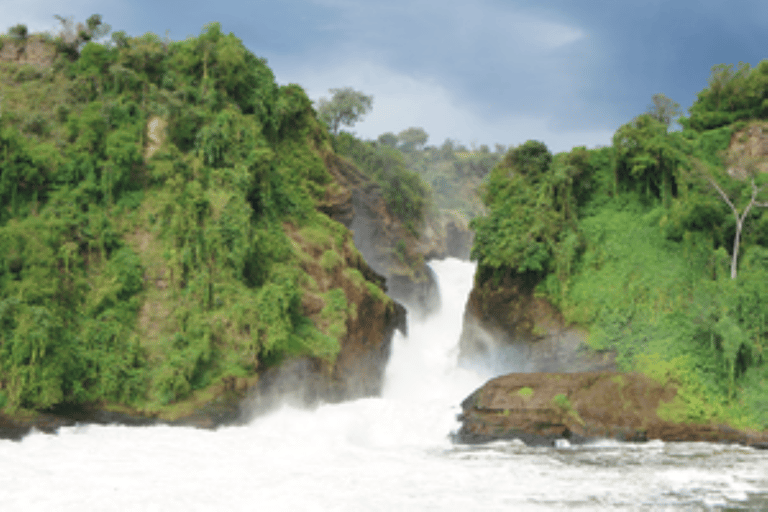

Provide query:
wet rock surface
left=459, top=271, right=615, bottom=375
left=457, top=372, right=768, bottom=448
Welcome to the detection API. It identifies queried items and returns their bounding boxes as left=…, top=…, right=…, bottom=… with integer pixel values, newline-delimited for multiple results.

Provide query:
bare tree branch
left=698, top=157, right=768, bottom=279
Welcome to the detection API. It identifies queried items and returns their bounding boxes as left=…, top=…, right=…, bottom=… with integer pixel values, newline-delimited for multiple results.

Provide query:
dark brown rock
left=457, top=372, right=768, bottom=448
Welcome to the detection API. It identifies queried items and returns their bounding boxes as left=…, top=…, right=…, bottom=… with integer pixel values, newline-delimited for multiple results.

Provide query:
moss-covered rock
left=458, top=372, right=768, bottom=448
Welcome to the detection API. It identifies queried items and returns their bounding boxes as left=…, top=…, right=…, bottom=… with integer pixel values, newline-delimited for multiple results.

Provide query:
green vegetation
left=551, top=393, right=585, bottom=425
left=332, top=131, right=430, bottom=234
left=551, top=393, right=571, bottom=410
left=316, top=87, right=373, bottom=136
left=471, top=63, right=768, bottom=430
left=331, top=125, right=502, bottom=239
left=0, top=19, right=389, bottom=415
left=517, top=386, right=534, bottom=399
left=389, top=132, right=503, bottom=219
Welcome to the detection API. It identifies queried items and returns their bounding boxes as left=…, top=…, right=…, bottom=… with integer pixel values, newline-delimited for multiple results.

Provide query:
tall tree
left=613, top=114, right=685, bottom=206
left=397, top=127, right=428, bottom=152
left=377, top=132, right=397, bottom=148
left=316, top=87, right=373, bottom=135
left=646, top=93, right=681, bottom=127
left=471, top=141, right=561, bottom=274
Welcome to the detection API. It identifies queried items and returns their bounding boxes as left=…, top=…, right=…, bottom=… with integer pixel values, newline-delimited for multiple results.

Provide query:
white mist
left=1, top=258, right=766, bottom=511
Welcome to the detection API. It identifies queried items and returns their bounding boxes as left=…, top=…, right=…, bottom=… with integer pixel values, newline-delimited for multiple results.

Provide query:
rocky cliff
left=458, top=270, right=614, bottom=375
left=323, top=152, right=472, bottom=316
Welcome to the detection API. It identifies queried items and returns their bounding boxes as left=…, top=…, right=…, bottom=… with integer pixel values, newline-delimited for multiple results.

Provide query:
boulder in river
left=457, top=372, right=768, bottom=448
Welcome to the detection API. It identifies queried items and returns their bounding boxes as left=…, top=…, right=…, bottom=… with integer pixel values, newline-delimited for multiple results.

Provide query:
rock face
left=415, top=210, right=473, bottom=261
left=323, top=153, right=470, bottom=315
left=458, top=372, right=768, bottom=448
left=727, top=121, right=768, bottom=176
left=0, top=38, right=56, bottom=67
left=459, top=271, right=615, bottom=375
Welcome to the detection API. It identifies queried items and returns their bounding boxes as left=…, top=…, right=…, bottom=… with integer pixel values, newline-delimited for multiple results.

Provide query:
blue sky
left=3, top=0, right=767, bottom=153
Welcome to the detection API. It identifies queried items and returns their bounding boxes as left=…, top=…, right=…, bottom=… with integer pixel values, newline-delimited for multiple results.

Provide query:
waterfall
left=1, top=257, right=766, bottom=511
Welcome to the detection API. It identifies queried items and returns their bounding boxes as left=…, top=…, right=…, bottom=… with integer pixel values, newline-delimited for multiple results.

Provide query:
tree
left=397, top=127, right=428, bottom=152
left=685, top=63, right=755, bottom=130
left=316, top=87, right=373, bottom=135
left=697, top=155, right=768, bottom=279
left=613, top=113, right=684, bottom=206
left=8, top=24, right=28, bottom=40
left=377, top=132, right=397, bottom=147
left=439, top=138, right=456, bottom=159
left=471, top=141, right=561, bottom=274
left=54, top=14, right=111, bottom=54
left=646, top=93, right=681, bottom=127
left=86, top=14, right=111, bottom=41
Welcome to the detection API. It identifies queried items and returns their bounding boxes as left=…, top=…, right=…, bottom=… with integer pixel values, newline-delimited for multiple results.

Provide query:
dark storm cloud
left=3, top=0, right=767, bottom=151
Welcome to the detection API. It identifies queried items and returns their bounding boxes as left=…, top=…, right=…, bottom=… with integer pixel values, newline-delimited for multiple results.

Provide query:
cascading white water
left=1, top=257, right=767, bottom=511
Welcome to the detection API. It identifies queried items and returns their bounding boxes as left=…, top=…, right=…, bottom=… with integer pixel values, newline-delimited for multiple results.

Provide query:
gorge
left=3, top=19, right=768, bottom=510
left=2, top=259, right=768, bottom=511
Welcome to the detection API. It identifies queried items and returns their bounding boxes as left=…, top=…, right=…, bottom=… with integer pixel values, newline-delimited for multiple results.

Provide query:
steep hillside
left=465, top=63, right=768, bottom=431
left=0, top=22, right=404, bottom=423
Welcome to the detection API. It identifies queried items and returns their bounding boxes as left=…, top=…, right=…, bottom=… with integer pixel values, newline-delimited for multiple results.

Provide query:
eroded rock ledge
left=457, top=372, right=768, bottom=448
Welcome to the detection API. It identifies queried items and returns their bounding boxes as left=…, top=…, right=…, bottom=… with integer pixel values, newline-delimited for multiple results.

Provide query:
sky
left=2, top=0, right=768, bottom=153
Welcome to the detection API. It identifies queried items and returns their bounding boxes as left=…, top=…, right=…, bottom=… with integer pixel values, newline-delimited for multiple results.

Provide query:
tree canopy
left=646, top=93, right=681, bottom=127
left=316, top=87, right=373, bottom=135
left=396, top=127, right=428, bottom=152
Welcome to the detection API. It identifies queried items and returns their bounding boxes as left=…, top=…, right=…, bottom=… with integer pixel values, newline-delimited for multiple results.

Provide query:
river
left=1, top=258, right=767, bottom=511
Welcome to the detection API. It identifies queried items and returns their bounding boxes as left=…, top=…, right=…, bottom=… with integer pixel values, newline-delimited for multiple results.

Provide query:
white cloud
left=273, top=59, right=613, bottom=154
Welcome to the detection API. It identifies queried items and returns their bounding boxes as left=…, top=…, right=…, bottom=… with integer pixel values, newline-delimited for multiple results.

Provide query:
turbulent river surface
left=2, top=258, right=768, bottom=511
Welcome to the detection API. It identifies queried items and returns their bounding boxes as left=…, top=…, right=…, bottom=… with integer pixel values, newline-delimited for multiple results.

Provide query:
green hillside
left=471, top=70, right=768, bottom=429
left=0, top=20, right=396, bottom=416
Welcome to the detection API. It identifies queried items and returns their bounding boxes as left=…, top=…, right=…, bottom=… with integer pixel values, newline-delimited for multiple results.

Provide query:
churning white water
left=1, top=258, right=768, bottom=511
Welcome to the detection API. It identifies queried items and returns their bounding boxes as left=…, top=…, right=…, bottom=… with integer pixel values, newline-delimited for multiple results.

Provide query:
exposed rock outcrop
left=727, top=121, right=768, bottom=176
left=415, top=210, right=473, bottom=261
left=323, top=153, right=451, bottom=315
left=458, top=372, right=768, bottom=448
left=0, top=38, right=56, bottom=67
left=459, top=270, right=614, bottom=375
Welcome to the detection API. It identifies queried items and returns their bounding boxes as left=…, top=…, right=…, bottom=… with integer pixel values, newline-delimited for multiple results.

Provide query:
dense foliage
left=316, top=87, right=373, bottom=136
left=471, top=64, right=768, bottom=429
left=332, top=131, right=430, bottom=234
left=683, top=62, right=768, bottom=131
left=333, top=126, right=501, bottom=233
left=0, top=21, right=383, bottom=413
left=398, top=136, right=502, bottom=219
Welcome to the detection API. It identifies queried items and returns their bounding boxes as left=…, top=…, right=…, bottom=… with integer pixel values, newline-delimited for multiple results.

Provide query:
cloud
left=263, top=0, right=614, bottom=149
left=0, top=0, right=130, bottom=36
left=275, top=59, right=613, bottom=153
